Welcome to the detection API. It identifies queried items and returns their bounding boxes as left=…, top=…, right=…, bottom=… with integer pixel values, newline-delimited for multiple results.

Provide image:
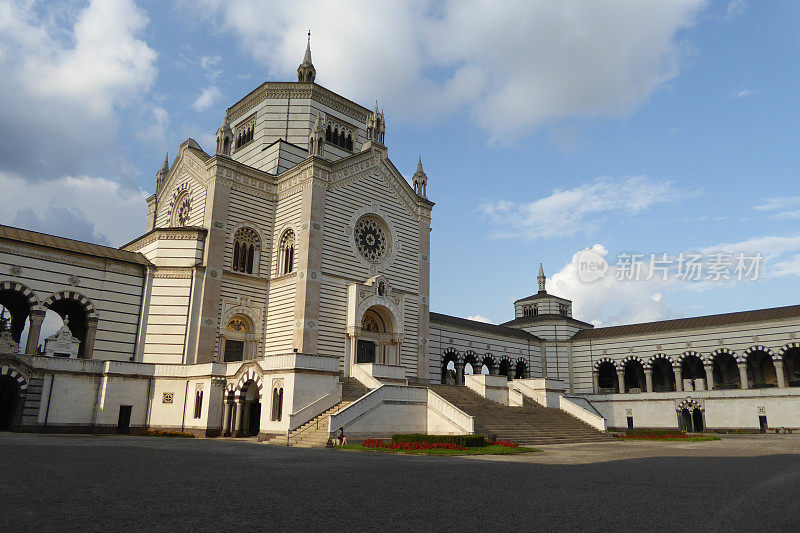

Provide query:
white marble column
left=616, top=369, right=625, bottom=393
left=775, top=360, right=786, bottom=388
left=645, top=369, right=653, bottom=393
left=674, top=366, right=683, bottom=392
left=234, top=400, right=244, bottom=436
left=222, top=400, right=231, bottom=435
left=738, top=362, right=749, bottom=390
left=25, top=310, right=45, bottom=355
left=704, top=364, right=715, bottom=391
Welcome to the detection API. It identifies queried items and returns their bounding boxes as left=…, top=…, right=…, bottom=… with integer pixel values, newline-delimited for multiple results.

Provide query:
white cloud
left=754, top=196, right=800, bottom=219
left=550, top=244, right=676, bottom=326
left=726, top=0, right=746, bottom=18
left=200, top=54, right=223, bottom=81
left=194, top=0, right=704, bottom=141
left=193, top=86, right=222, bottom=111
left=0, top=0, right=157, bottom=180
left=479, top=176, right=690, bottom=239
left=137, top=104, right=170, bottom=146
left=466, top=315, right=494, bottom=324
left=0, top=171, right=149, bottom=246
left=732, top=89, right=757, bottom=98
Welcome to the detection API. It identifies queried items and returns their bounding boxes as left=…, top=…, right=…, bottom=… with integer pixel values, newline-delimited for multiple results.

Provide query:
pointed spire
left=297, top=31, right=316, bottom=82
left=413, top=156, right=428, bottom=198
left=537, top=263, right=547, bottom=293
left=303, top=30, right=312, bottom=65
left=161, top=153, right=169, bottom=173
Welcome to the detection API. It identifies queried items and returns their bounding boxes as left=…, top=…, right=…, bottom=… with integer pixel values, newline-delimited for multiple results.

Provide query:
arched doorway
left=240, top=380, right=261, bottom=437
left=441, top=349, right=458, bottom=385
left=678, top=401, right=704, bottom=432
left=480, top=354, right=495, bottom=375
left=221, top=314, right=257, bottom=362
left=650, top=357, right=675, bottom=392
left=0, top=375, right=20, bottom=431
left=782, top=347, right=800, bottom=386
left=597, top=361, right=618, bottom=393
left=711, top=350, right=740, bottom=389
left=623, top=359, right=645, bottom=392
left=42, top=292, right=97, bottom=359
left=357, top=306, right=396, bottom=365
left=514, top=360, right=527, bottom=380
left=746, top=349, right=777, bottom=388
left=680, top=353, right=705, bottom=390
left=498, top=359, right=511, bottom=379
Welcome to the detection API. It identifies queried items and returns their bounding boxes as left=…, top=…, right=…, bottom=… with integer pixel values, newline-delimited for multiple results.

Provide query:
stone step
left=429, top=385, right=611, bottom=445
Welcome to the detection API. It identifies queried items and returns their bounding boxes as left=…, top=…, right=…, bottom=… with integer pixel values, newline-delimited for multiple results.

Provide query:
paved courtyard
left=1, top=433, right=799, bottom=531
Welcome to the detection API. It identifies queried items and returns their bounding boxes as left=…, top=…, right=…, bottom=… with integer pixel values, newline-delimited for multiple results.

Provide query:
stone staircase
left=281, top=377, right=371, bottom=448
left=428, top=385, right=611, bottom=446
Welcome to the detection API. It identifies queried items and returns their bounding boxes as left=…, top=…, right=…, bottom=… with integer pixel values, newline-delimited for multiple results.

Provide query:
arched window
left=222, top=314, right=256, bottom=362
left=232, top=227, right=260, bottom=275
left=278, top=230, right=295, bottom=275
left=235, top=123, right=254, bottom=149
left=346, top=134, right=353, bottom=151
left=325, top=125, right=332, bottom=142
left=623, top=359, right=645, bottom=392
left=597, top=361, right=618, bottom=393
left=271, top=385, right=284, bottom=421
left=514, top=360, right=527, bottom=380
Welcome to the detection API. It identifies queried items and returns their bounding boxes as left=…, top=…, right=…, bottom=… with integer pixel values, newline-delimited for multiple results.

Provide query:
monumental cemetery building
left=1, top=41, right=799, bottom=444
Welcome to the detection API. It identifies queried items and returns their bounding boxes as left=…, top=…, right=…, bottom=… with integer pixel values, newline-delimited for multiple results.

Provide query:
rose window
left=176, top=196, right=191, bottom=226
left=354, top=215, right=389, bottom=263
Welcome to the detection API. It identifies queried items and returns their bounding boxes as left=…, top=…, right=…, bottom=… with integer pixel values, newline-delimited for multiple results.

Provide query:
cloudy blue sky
left=1, top=0, right=799, bottom=327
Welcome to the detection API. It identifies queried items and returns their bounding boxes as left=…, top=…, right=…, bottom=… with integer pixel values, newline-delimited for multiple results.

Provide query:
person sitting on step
left=335, top=426, right=348, bottom=446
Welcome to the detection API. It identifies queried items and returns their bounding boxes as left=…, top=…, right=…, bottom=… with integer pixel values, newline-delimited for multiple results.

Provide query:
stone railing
left=260, top=352, right=340, bottom=374
left=288, top=382, right=342, bottom=431
left=328, top=385, right=426, bottom=436
left=355, top=362, right=406, bottom=383
left=350, top=362, right=384, bottom=389
left=560, top=396, right=606, bottom=431
left=511, top=378, right=566, bottom=408
left=427, top=388, right=475, bottom=433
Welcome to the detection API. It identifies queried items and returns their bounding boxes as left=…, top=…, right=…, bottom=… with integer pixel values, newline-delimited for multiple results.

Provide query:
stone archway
left=0, top=281, right=42, bottom=355
left=42, top=291, right=98, bottom=359
left=677, top=398, right=704, bottom=432
left=0, top=366, right=27, bottom=431
left=222, top=367, right=263, bottom=437
left=441, top=348, right=459, bottom=385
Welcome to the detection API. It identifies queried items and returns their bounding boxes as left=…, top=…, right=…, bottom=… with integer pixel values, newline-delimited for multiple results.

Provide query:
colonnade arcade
left=593, top=345, right=800, bottom=394
left=0, top=281, right=98, bottom=359
left=440, top=348, right=528, bottom=385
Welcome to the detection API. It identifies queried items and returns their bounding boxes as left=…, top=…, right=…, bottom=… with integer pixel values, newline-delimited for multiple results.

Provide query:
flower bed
left=486, top=439, right=519, bottom=448
left=362, top=438, right=466, bottom=451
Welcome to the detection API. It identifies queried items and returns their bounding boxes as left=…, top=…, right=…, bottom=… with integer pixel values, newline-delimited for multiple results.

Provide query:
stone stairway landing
left=428, top=385, right=611, bottom=446
left=267, top=377, right=372, bottom=448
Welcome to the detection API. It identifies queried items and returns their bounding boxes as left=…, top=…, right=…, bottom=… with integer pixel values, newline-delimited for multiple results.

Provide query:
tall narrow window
left=232, top=227, right=260, bottom=274
left=279, top=230, right=295, bottom=275
left=193, top=388, right=203, bottom=419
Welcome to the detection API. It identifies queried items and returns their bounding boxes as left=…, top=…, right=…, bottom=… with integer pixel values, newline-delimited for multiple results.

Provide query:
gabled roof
left=0, top=224, right=150, bottom=266
left=570, top=304, right=800, bottom=341
left=502, top=314, right=594, bottom=330
left=430, top=312, right=542, bottom=341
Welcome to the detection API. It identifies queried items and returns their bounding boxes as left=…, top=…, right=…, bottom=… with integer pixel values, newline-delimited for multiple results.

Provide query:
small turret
left=297, top=31, right=316, bottom=83
left=366, top=101, right=385, bottom=145
left=155, top=153, right=169, bottom=194
left=308, top=113, right=324, bottom=156
left=538, top=263, right=546, bottom=293
left=215, top=112, right=233, bottom=156
left=413, top=156, right=428, bottom=198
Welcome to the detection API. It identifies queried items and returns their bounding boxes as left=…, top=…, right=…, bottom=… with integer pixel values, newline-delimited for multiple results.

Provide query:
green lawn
left=335, top=444, right=540, bottom=455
